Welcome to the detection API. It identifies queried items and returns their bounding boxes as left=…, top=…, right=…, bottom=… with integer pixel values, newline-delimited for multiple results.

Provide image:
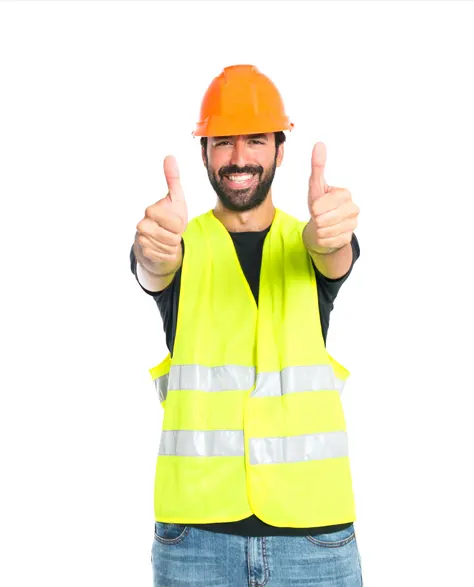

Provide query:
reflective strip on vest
left=153, top=364, right=344, bottom=402
left=249, top=431, right=348, bottom=465
left=154, top=373, right=169, bottom=403
left=252, top=365, right=345, bottom=398
left=158, top=429, right=347, bottom=465
left=159, top=430, right=245, bottom=457
left=170, top=365, right=256, bottom=392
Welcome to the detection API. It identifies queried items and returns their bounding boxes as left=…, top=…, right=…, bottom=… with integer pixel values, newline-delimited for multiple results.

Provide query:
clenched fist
left=135, top=155, right=188, bottom=274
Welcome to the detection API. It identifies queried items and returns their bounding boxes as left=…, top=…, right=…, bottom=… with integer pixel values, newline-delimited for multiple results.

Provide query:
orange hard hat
left=192, top=64, right=294, bottom=137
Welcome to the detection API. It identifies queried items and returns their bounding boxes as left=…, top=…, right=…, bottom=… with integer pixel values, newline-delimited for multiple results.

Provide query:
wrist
left=308, top=245, right=344, bottom=255
left=141, top=264, right=179, bottom=277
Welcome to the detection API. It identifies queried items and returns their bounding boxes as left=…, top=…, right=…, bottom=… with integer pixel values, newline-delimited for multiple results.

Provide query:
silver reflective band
left=158, top=429, right=348, bottom=465
left=154, top=373, right=169, bottom=402
left=249, top=431, right=348, bottom=465
left=153, top=363, right=345, bottom=402
left=251, top=365, right=345, bottom=398
left=159, top=430, right=245, bottom=457
left=169, top=364, right=256, bottom=392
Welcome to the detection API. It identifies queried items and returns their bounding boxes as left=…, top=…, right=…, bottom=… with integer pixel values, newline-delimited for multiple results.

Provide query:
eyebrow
left=212, top=134, right=269, bottom=141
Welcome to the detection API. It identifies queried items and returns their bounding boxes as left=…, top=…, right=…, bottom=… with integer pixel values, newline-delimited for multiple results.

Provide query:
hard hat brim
left=192, top=117, right=294, bottom=137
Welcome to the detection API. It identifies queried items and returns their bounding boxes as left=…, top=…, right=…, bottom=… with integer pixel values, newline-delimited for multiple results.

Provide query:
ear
left=201, top=145, right=207, bottom=168
left=276, top=142, right=284, bottom=168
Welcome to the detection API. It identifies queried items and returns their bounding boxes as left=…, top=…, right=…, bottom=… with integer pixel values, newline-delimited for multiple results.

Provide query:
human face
left=203, top=133, right=283, bottom=212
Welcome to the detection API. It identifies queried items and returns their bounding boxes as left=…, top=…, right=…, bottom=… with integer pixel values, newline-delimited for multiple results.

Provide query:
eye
left=215, top=141, right=231, bottom=146
left=249, top=140, right=264, bottom=145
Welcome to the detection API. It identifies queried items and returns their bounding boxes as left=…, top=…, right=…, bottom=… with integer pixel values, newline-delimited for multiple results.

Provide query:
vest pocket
left=305, top=523, right=355, bottom=547
left=154, top=521, right=190, bottom=545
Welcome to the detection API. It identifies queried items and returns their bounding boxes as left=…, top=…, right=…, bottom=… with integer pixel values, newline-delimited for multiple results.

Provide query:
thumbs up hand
left=135, top=155, right=188, bottom=269
left=304, top=142, right=359, bottom=255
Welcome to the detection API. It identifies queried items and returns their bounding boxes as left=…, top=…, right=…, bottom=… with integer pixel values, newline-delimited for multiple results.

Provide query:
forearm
left=302, top=220, right=353, bottom=280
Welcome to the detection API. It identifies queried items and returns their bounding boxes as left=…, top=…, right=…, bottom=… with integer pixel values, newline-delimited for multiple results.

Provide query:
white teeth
left=227, top=174, right=253, bottom=182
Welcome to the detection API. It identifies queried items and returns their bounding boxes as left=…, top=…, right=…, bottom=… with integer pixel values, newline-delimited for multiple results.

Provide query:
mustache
left=219, top=165, right=263, bottom=178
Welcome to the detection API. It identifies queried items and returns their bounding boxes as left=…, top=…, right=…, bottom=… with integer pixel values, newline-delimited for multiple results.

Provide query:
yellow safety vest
left=148, top=207, right=356, bottom=527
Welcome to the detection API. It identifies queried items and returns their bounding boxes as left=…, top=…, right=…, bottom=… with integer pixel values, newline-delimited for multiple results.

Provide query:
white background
left=1, top=1, right=473, bottom=585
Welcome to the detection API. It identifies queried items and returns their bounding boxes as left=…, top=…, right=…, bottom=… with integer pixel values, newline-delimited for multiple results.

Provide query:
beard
left=206, top=152, right=278, bottom=213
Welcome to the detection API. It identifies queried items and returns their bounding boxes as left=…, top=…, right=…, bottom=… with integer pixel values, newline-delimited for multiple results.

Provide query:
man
left=130, top=65, right=363, bottom=586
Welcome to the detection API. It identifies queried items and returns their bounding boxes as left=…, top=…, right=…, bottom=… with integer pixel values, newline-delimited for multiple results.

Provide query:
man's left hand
left=305, top=142, right=360, bottom=255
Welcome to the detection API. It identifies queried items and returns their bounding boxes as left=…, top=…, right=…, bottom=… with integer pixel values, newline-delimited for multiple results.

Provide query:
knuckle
left=314, top=236, right=325, bottom=247
left=157, top=240, right=171, bottom=252
left=142, top=247, right=154, bottom=260
left=145, top=204, right=159, bottom=219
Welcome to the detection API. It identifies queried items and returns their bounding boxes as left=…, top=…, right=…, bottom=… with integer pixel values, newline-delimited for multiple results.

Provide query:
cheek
left=209, top=160, right=226, bottom=178
left=208, top=151, right=227, bottom=167
left=262, top=160, right=275, bottom=176
left=205, top=158, right=219, bottom=176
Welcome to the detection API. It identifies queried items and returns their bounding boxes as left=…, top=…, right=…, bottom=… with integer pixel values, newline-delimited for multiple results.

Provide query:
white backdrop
left=1, top=1, right=473, bottom=586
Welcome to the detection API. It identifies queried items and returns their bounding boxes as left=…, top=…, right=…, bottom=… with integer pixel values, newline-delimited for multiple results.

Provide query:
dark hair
left=200, top=131, right=286, bottom=153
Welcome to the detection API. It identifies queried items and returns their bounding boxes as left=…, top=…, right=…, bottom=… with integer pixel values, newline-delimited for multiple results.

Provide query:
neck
left=213, top=194, right=275, bottom=232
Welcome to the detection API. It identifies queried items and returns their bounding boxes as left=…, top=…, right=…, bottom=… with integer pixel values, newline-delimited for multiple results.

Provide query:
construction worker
left=130, top=65, right=363, bottom=586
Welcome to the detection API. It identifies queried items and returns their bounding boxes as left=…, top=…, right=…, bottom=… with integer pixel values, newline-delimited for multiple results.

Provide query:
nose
left=229, top=139, right=247, bottom=169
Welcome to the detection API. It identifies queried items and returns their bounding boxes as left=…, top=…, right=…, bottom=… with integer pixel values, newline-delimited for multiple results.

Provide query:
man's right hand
left=135, top=155, right=188, bottom=275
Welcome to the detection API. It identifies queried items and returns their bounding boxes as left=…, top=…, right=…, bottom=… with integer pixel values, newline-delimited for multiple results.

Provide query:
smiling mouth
left=223, top=173, right=258, bottom=189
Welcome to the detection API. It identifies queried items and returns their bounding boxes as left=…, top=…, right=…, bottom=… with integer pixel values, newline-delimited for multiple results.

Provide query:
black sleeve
left=129, top=240, right=183, bottom=355
left=313, top=233, right=360, bottom=343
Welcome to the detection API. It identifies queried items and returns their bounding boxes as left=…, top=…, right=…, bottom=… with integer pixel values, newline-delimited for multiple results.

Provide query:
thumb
left=310, top=142, right=329, bottom=198
left=164, top=155, right=185, bottom=203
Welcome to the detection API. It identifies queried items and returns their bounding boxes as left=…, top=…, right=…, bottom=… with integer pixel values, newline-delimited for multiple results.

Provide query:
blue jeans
left=151, top=521, right=363, bottom=586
